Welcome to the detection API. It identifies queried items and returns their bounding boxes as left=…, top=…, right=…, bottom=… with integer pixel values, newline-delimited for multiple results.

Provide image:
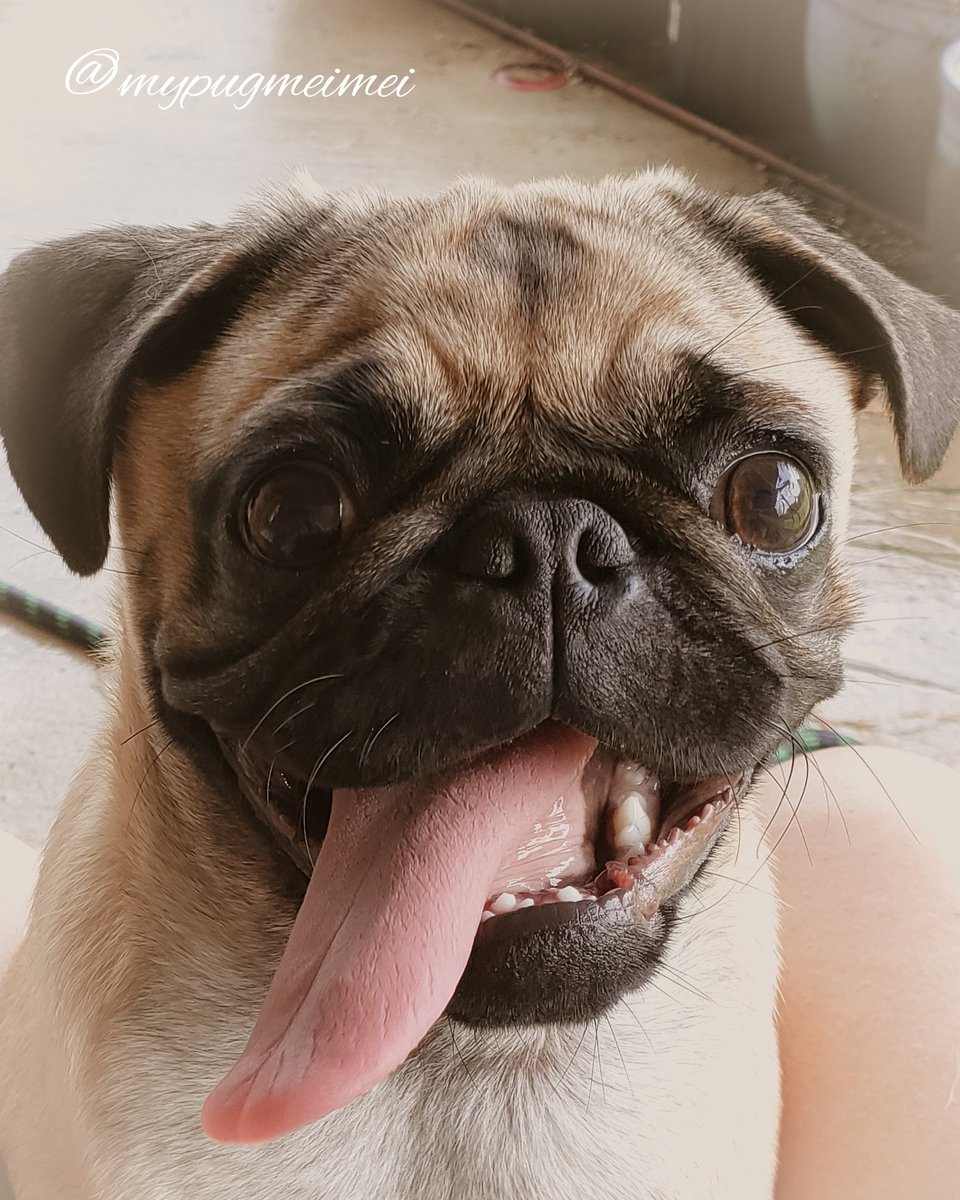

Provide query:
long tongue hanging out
left=201, top=723, right=597, bottom=1144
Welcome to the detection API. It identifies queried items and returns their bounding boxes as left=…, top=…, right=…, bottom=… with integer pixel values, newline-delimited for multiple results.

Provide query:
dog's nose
left=448, top=498, right=636, bottom=600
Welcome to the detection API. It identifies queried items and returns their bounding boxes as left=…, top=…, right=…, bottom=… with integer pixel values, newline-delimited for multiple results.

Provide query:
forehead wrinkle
left=522, top=230, right=736, bottom=424
left=258, top=181, right=713, bottom=437
left=383, top=201, right=602, bottom=389
left=458, top=213, right=585, bottom=313
left=388, top=249, right=529, bottom=365
left=383, top=238, right=695, bottom=438
left=376, top=260, right=535, bottom=430
left=190, top=173, right=853, bottom=481
left=370, top=321, right=547, bottom=472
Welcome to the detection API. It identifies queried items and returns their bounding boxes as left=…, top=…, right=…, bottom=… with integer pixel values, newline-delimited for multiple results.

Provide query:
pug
left=0, top=169, right=957, bottom=1200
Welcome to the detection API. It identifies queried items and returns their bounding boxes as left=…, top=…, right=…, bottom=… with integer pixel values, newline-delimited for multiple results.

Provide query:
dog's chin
left=217, top=723, right=743, bottom=1029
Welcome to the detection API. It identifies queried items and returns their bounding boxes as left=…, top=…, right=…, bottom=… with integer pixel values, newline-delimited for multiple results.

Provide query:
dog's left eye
left=710, top=454, right=820, bottom=554
left=241, top=464, right=353, bottom=567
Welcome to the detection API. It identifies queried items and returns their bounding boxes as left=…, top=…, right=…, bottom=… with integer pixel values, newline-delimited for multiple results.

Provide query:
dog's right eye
left=241, top=464, right=353, bottom=567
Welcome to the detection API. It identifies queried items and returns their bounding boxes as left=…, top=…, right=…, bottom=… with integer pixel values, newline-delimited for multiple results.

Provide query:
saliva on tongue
left=201, top=723, right=598, bottom=1144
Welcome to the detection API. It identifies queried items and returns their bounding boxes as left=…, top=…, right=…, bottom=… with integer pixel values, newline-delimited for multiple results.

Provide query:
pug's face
left=2, top=170, right=957, bottom=1143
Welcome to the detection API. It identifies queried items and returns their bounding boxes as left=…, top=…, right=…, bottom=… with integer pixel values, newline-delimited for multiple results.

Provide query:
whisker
left=737, top=613, right=926, bottom=658
left=241, top=674, right=343, bottom=753
left=842, top=520, right=960, bottom=545
left=272, top=701, right=315, bottom=737
left=124, top=737, right=174, bottom=835
left=5, top=549, right=55, bottom=573
left=120, top=718, right=161, bottom=746
left=757, top=730, right=797, bottom=846
left=264, top=740, right=294, bottom=808
left=751, top=756, right=811, bottom=877
left=585, top=1020, right=601, bottom=1111
left=447, top=1024, right=484, bottom=1097
left=0, top=524, right=62, bottom=556
left=699, top=869, right=784, bottom=902
left=359, top=712, right=400, bottom=771
left=724, top=342, right=883, bottom=378
left=807, top=713, right=919, bottom=843
left=0, top=524, right=148, bottom=576
left=301, top=730, right=354, bottom=868
left=737, top=717, right=818, bottom=870
left=713, top=752, right=743, bottom=868
left=655, top=963, right=716, bottom=1005
left=618, top=996, right=657, bottom=1055
left=779, top=718, right=852, bottom=846
left=701, top=265, right=822, bottom=359
left=252, top=373, right=312, bottom=386
left=843, top=659, right=960, bottom=697
left=603, top=1012, right=635, bottom=1098
left=554, top=1020, right=590, bottom=1090
left=702, top=303, right=827, bottom=357
left=594, top=1020, right=606, bottom=1103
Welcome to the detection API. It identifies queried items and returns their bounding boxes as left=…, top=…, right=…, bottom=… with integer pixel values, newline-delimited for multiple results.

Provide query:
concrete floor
left=1, top=0, right=958, bottom=851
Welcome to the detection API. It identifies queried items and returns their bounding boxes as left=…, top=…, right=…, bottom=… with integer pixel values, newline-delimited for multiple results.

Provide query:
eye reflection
left=242, top=464, right=353, bottom=567
left=710, top=454, right=820, bottom=553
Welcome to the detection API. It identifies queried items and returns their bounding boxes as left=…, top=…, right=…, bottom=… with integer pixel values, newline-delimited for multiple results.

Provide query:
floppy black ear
left=0, top=222, right=288, bottom=575
left=679, top=187, right=960, bottom=483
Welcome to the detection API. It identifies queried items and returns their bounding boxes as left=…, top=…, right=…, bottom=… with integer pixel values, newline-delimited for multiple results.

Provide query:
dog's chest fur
left=94, top=917, right=780, bottom=1200
left=106, top=993, right=779, bottom=1200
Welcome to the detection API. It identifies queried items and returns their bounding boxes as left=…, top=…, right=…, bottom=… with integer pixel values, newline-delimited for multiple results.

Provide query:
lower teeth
left=555, top=885, right=583, bottom=902
left=480, top=788, right=734, bottom=923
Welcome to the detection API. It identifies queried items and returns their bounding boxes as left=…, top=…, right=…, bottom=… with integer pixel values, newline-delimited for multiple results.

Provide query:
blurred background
left=0, top=0, right=958, bottom=850
left=470, top=0, right=960, bottom=291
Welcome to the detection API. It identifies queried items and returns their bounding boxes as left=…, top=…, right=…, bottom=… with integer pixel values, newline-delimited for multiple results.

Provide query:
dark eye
left=241, top=464, right=353, bottom=566
left=710, top=454, right=820, bottom=554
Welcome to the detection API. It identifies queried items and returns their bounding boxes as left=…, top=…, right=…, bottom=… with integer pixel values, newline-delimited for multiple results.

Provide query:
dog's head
left=2, top=170, right=958, bottom=1143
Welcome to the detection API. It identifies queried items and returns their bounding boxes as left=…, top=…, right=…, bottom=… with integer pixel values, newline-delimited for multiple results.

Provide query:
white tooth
left=489, top=892, right=517, bottom=914
left=556, top=885, right=582, bottom=902
left=517, top=898, right=535, bottom=908
left=480, top=910, right=495, bottom=922
left=614, top=822, right=646, bottom=849
left=611, top=793, right=643, bottom=835
left=611, top=794, right=655, bottom=848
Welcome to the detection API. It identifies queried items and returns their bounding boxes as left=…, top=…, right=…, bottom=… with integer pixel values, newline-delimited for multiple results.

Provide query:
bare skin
left=1, top=744, right=958, bottom=1195
left=757, top=745, right=960, bottom=1200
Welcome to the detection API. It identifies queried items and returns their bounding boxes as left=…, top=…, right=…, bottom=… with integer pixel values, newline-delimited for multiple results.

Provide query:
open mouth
left=475, top=754, right=737, bottom=936
left=207, top=721, right=742, bottom=1146
left=221, top=726, right=739, bottom=939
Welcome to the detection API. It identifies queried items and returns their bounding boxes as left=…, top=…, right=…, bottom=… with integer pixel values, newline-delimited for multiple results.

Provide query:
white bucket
left=927, top=39, right=960, bottom=298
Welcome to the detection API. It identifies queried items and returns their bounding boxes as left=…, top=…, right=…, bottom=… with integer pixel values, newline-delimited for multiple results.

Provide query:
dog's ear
left=0, top=223, right=289, bottom=575
left=677, top=187, right=960, bottom=483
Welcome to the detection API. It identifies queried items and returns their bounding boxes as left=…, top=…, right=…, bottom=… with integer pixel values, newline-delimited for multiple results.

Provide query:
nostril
left=452, top=522, right=527, bottom=584
left=575, top=524, right=634, bottom=586
left=480, top=534, right=522, bottom=582
left=448, top=499, right=633, bottom=592
left=576, top=555, right=619, bottom=586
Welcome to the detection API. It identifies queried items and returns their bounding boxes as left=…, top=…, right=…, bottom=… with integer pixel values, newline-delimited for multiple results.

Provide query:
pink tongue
left=201, top=723, right=596, bottom=1144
